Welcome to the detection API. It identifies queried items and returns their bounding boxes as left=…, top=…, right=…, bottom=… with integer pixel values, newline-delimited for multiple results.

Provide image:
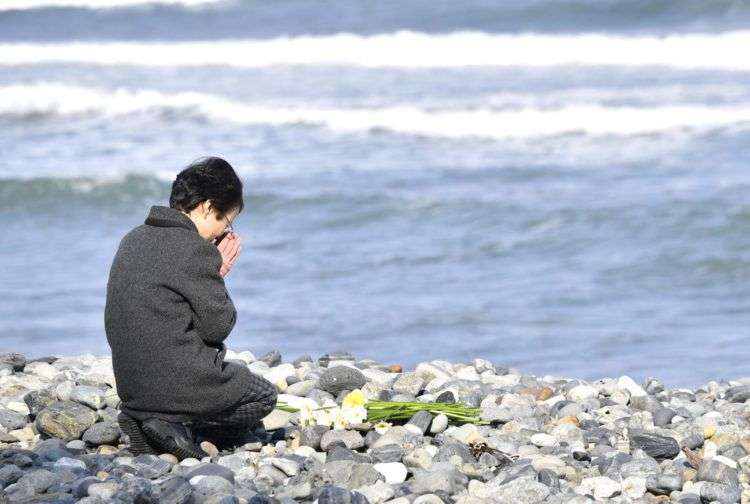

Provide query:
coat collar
left=144, top=205, right=199, bottom=234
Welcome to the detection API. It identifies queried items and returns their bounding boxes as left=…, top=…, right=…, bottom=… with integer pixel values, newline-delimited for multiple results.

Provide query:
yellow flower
left=343, top=389, right=367, bottom=408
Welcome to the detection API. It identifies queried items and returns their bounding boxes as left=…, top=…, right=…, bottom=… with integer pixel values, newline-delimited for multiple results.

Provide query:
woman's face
left=182, top=200, right=239, bottom=241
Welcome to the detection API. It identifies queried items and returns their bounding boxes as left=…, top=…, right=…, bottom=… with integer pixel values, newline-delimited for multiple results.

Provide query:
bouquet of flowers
left=276, top=388, right=488, bottom=431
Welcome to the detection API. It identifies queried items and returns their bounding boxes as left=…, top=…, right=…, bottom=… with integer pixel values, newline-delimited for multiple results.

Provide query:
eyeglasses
left=222, top=214, right=235, bottom=234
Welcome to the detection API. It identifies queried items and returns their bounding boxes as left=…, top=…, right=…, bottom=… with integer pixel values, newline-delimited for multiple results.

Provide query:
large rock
left=318, top=366, right=367, bottom=395
left=0, top=352, right=26, bottom=371
left=629, top=431, right=680, bottom=459
left=35, top=400, right=99, bottom=441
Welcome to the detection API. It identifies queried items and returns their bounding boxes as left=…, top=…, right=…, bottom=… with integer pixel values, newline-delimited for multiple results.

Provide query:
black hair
left=169, top=156, right=244, bottom=219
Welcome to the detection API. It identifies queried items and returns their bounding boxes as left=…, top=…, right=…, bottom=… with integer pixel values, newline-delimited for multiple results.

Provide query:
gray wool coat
left=105, top=204, right=253, bottom=422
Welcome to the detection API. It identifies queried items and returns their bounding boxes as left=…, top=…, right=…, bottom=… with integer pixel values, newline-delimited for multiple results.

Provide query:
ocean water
left=1, top=0, right=750, bottom=388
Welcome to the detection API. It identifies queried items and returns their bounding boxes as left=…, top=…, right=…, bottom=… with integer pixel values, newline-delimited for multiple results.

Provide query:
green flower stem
left=275, top=400, right=489, bottom=425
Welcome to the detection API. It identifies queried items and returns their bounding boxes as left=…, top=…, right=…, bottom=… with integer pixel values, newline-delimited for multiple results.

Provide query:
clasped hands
left=213, top=232, right=242, bottom=277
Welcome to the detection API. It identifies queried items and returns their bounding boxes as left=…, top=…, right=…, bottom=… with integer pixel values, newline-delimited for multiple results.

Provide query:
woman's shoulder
left=117, top=224, right=214, bottom=262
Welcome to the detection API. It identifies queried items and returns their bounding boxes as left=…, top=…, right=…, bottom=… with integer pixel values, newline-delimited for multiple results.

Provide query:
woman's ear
left=200, top=200, right=213, bottom=219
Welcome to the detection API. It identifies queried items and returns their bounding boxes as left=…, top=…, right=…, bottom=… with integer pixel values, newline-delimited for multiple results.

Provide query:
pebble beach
left=2, top=350, right=750, bottom=503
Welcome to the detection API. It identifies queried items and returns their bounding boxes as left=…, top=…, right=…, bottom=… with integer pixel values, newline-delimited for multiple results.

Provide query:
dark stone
left=0, top=352, right=26, bottom=371
left=724, top=385, right=750, bottom=403
left=112, top=475, right=153, bottom=502
left=33, top=439, right=73, bottom=462
left=317, top=366, right=367, bottom=395
left=249, top=496, right=281, bottom=504
left=327, top=446, right=356, bottom=462
left=1, top=451, right=37, bottom=468
left=435, top=391, right=455, bottom=404
left=318, top=485, right=353, bottom=504
left=537, top=468, right=560, bottom=489
left=371, top=445, right=403, bottom=463
left=351, top=490, right=370, bottom=504
left=149, top=476, right=193, bottom=504
left=406, top=411, right=433, bottom=434
left=0, top=464, right=23, bottom=488
left=259, top=350, right=282, bottom=367
left=248, top=494, right=281, bottom=504
left=573, top=450, right=590, bottom=461
left=27, top=356, right=58, bottom=365
left=629, top=431, right=680, bottom=459
left=24, top=388, right=58, bottom=418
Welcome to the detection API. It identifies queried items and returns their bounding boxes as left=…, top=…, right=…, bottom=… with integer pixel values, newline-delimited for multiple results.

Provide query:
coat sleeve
left=176, top=241, right=237, bottom=345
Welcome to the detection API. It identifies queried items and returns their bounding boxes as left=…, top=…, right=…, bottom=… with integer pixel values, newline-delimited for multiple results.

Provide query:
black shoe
left=117, top=412, right=160, bottom=456
left=141, top=417, right=208, bottom=461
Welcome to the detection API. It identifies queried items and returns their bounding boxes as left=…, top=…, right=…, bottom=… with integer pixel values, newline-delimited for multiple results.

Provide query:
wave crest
left=2, top=31, right=750, bottom=70
left=3, top=83, right=750, bottom=140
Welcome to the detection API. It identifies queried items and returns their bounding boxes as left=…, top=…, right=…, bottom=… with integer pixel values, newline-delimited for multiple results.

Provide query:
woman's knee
left=262, top=381, right=278, bottom=411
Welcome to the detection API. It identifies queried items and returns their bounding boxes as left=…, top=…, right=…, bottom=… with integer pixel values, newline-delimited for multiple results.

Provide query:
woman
left=105, top=156, right=277, bottom=459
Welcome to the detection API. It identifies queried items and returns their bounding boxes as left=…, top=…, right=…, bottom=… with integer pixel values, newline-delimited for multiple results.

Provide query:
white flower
left=331, top=407, right=349, bottom=430
left=311, top=398, right=339, bottom=427
left=342, top=405, right=367, bottom=425
left=313, top=406, right=333, bottom=427
left=374, top=420, right=392, bottom=435
left=298, top=402, right=317, bottom=427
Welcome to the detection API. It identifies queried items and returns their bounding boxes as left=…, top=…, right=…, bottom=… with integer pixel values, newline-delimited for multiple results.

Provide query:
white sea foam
left=2, top=83, right=749, bottom=139
left=1, top=31, right=750, bottom=70
left=0, top=0, right=223, bottom=10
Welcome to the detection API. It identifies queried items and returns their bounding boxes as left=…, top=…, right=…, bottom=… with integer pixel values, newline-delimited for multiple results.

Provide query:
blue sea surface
left=1, top=0, right=749, bottom=388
